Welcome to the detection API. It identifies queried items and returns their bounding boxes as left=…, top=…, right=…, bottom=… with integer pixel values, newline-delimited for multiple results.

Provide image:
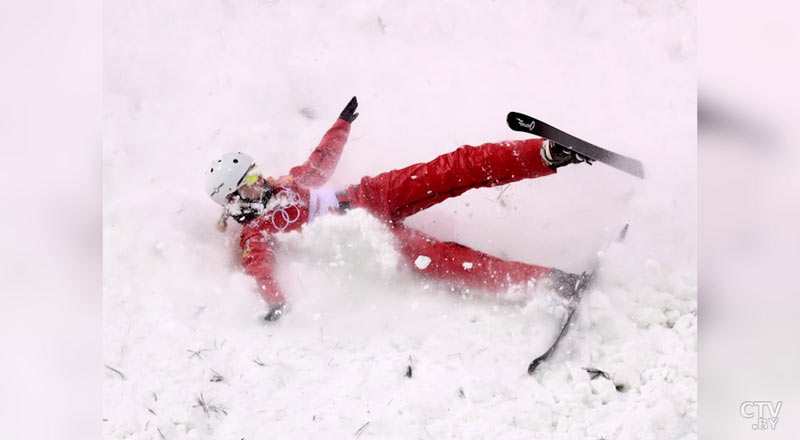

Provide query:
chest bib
left=308, top=186, right=340, bottom=222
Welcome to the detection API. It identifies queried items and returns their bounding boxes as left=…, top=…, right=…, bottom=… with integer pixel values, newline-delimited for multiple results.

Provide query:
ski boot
left=264, top=303, right=289, bottom=322
left=540, top=139, right=592, bottom=170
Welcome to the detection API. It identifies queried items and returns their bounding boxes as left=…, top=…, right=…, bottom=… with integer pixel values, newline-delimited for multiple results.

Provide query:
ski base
left=507, top=112, right=645, bottom=179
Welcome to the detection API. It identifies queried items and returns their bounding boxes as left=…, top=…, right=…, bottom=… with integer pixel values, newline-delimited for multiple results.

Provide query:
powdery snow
left=104, top=1, right=696, bottom=439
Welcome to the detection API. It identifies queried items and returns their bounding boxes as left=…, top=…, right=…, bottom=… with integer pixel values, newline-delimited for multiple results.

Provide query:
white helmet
left=204, top=152, right=255, bottom=206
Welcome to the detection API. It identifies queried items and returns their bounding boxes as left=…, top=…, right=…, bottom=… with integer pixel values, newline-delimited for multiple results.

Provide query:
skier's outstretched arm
left=289, top=96, right=358, bottom=187
left=241, top=234, right=286, bottom=312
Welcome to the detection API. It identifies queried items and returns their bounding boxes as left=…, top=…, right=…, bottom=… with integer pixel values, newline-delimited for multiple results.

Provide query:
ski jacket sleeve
left=241, top=233, right=286, bottom=306
left=289, top=118, right=351, bottom=187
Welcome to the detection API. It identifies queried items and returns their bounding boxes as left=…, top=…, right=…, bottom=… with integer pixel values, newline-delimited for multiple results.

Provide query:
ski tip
left=506, top=111, right=532, bottom=131
left=506, top=112, right=518, bottom=128
left=528, top=357, right=544, bottom=375
left=618, top=224, right=629, bottom=241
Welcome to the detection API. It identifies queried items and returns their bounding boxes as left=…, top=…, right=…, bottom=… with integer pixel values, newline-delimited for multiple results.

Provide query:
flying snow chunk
left=462, top=262, right=473, bottom=270
left=415, top=255, right=432, bottom=269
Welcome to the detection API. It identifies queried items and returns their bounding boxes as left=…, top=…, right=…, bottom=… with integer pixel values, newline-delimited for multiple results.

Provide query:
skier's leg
left=390, top=225, right=552, bottom=293
left=339, top=138, right=554, bottom=221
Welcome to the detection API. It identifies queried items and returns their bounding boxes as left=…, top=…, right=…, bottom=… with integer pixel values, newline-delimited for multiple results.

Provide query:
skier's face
left=236, top=175, right=267, bottom=201
left=229, top=165, right=268, bottom=203
left=223, top=165, right=274, bottom=223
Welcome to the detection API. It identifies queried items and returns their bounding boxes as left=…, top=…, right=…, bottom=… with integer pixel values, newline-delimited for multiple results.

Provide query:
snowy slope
left=104, top=1, right=696, bottom=438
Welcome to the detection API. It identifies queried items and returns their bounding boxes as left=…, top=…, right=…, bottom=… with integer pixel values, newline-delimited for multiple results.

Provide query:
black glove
left=264, top=303, right=288, bottom=322
left=339, top=96, right=359, bottom=123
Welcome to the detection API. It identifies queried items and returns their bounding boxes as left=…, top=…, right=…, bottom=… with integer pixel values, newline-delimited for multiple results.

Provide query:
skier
left=204, top=97, right=589, bottom=321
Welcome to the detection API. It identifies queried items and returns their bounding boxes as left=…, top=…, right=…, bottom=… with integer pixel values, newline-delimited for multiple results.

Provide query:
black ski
left=528, top=224, right=629, bottom=375
left=507, top=112, right=645, bottom=179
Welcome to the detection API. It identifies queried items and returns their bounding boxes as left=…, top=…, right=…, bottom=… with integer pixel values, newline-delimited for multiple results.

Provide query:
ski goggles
left=237, top=164, right=261, bottom=189
left=225, top=164, right=263, bottom=204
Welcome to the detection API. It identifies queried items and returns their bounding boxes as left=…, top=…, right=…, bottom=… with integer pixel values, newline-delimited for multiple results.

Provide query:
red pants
left=339, top=138, right=556, bottom=292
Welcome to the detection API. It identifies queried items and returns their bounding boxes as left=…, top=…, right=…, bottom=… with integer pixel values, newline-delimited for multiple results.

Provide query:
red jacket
left=240, top=118, right=351, bottom=305
left=241, top=118, right=556, bottom=306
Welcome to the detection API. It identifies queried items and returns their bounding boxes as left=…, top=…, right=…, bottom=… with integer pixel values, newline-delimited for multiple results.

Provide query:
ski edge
left=527, top=223, right=629, bottom=376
